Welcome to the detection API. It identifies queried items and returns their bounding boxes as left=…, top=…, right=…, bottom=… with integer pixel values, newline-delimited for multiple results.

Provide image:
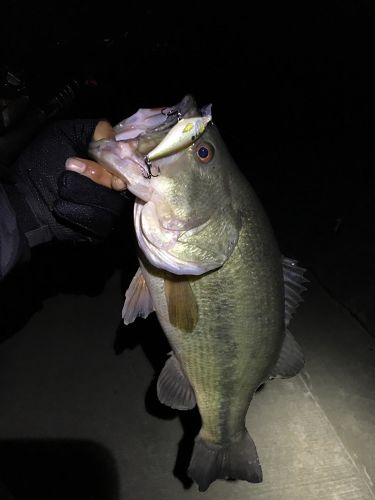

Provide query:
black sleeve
left=0, top=184, right=30, bottom=280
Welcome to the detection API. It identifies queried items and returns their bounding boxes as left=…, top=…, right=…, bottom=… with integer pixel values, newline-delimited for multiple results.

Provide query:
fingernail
left=112, top=177, right=127, bottom=191
left=65, top=158, right=86, bottom=173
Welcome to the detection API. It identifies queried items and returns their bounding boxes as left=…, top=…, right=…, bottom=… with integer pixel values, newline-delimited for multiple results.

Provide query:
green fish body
left=89, top=95, right=306, bottom=491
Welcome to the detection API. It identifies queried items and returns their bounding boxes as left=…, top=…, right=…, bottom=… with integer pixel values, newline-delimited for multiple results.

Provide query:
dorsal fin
left=264, top=257, right=307, bottom=383
left=283, top=257, right=309, bottom=327
left=269, top=329, right=305, bottom=379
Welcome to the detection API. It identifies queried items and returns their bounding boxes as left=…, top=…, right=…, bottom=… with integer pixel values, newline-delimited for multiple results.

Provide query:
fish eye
left=195, top=142, right=214, bottom=163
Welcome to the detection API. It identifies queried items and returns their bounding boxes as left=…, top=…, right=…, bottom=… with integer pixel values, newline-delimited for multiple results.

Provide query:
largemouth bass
left=89, top=95, right=307, bottom=492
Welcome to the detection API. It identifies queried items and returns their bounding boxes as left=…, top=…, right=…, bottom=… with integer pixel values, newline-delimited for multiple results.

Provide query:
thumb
left=65, top=157, right=127, bottom=191
left=65, top=120, right=127, bottom=191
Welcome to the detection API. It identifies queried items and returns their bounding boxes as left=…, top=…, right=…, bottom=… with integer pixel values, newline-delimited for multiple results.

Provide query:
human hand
left=8, top=118, right=132, bottom=247
left=65, top=121, right=127, bottom=192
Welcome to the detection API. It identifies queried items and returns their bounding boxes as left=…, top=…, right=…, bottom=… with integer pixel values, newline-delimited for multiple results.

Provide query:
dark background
left=1, top=2, right=375, bottom=337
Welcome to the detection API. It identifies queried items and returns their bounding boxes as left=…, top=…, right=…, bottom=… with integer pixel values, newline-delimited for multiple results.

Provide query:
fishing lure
left=144, top=115, right=212, bottom=176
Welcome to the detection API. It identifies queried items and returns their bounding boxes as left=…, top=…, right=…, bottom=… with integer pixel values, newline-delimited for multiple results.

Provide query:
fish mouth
left=88, top=139, right=148, bottom=176
left=114, top=94, right=200, bottom=142
left=88, top=139, right=153, bottom=201
left=88, top=94, right=203, bottom=200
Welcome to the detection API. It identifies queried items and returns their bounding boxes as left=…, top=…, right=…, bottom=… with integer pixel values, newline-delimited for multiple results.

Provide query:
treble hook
left=143, top=156, right=160, bottom=178
left=161, top=107, right=182, bottom=121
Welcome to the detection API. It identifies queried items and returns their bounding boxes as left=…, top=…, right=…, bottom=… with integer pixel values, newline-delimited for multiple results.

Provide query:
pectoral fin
left=157, top=353, right=196, bottom=410
left=164, top=275, right=199, bottom=333
left=122, top=267, right=154, bottom=324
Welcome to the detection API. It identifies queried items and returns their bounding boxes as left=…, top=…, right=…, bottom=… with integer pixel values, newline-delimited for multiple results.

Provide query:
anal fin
left=157, top=353, right=196, bottom=410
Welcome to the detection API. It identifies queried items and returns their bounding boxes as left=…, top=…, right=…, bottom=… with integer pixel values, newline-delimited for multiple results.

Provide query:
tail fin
left=187, top=430, right=262, bottom=492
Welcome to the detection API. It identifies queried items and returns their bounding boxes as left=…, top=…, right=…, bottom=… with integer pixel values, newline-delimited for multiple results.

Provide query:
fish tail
left=187, top=430, right=262, bottom=492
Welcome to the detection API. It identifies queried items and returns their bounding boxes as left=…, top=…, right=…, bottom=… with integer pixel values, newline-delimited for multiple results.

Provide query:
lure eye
left=195, top=142, right=214, bottom=163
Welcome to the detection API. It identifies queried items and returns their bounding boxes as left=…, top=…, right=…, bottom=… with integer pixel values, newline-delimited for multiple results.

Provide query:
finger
left=111, top=175, right=128, bottom=191
left=92, top=121, right=126, bottom=190
left=93, top=120, right=116, bottom=141
left=65, top=157, right=127, bottom=191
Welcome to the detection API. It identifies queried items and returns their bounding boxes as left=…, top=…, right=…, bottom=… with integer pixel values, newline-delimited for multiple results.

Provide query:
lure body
left=146, top=116, right=212, bottom=162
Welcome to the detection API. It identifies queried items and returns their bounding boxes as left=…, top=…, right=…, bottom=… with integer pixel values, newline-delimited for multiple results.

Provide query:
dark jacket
left=0, top=184, right=28, bottom=280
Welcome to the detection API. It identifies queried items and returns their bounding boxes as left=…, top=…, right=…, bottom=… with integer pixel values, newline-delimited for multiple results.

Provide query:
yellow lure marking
left=183, top=122, right=194, bottom=133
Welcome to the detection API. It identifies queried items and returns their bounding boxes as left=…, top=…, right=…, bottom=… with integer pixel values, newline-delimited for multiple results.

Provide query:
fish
left=89, top=94, right=307, bottom=492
